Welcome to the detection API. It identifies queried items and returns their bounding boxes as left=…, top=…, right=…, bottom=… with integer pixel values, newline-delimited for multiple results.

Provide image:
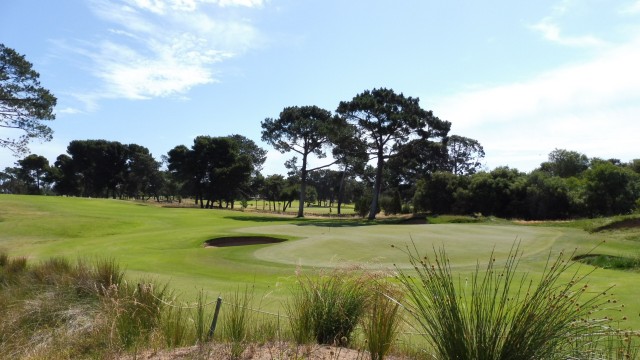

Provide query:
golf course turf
left=1, top=194, right=639, bottom=328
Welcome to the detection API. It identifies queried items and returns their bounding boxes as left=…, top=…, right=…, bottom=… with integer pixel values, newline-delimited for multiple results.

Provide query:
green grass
left=1, top=194, right=639, bottom=332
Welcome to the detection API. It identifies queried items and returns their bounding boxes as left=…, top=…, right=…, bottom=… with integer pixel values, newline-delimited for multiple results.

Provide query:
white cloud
left=431, top=36, right=640, bottom=171
left=530, top=18, right=605, bottom=47
left=57, top=107, right=83, bottom=115
left=65, top=0, right=263, bottom=105
left=620, top=0, right=640, bottom=14
left=529, top=0, right=607, bottom=48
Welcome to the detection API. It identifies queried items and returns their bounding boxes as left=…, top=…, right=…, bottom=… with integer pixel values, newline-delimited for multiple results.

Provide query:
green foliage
left=379, top=191, right=402, bottom=216
left=395, top=243, right=609, bottom=360
left=446, top=134, right=485, bottom=176
left=336, top=88, right=450, bottom=220
left=0, top=43, right=56, bottom=155
left=93, top=258, right=125, bottom=292
left=261, top=105, right=344, bottom=218
left=193, top=290, right=211, bottom=345
left=573, top=254, right=640, bottom=270
left=222, top=286, right=254, bottom=359
left=291, top=268, right=369, bottom=346
left=284, top=282, right=315, bottom=345
left=161, top=303, right=190, bottom=348
left=363, top=286, right=403, bottom=360
left=354, top=193, right=373, bottom=218
left=583, top=161, right=640, bottom=216
left=540, top=148, right=590, bottom=178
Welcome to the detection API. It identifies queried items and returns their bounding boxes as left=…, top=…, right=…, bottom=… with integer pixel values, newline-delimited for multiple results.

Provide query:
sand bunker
left=204, top=236, right=286, bottom=247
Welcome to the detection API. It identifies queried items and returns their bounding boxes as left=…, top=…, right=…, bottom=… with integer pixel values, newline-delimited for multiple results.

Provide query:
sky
left=2, top=0, right=639, bottom=175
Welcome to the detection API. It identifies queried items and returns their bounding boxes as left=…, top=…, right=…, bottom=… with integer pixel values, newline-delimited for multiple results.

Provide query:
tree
left=446, top=135, right=485, bottom=175
left=261, top=106, right=343, bottom=218
left=17, top=153, right=51, bottom=193
left=539, top=149, right=589, bottom=178
left=124, top=144, right=161, bottom=200
left=0, top=167, right=27, bottom=194
left=583, top=161, right=640, bottom=216
left=523, top=171, right=572, bottom=220
left=336, top=88, right=450, bottom=220
left=413, top=171, right=460, bottom=214
left=167, top=136, right=254, bottom=208
left=1, top=44, right=56, bottom=155
left=262, top=174, right=286, bottom=212
left=227, top=134, right=267, bottom=174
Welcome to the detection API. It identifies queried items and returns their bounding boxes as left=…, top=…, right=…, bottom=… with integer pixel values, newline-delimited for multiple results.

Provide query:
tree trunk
left=297, top=152, right=308, bottom=218
left=368, top=152, right=385, bottom=220
left=337, top=166, right=347, bottom=215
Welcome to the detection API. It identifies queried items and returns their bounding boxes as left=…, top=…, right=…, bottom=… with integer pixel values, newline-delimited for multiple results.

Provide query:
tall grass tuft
left=102, top=280, right=169, bottom=349
left=363, top=287, right=403, bottom=360
left=284, top=283, right=314, bottom=345
left=395, top=242, right=610, bottom=360
left=161, top=301, right=190, bottom=348
left=32, top=257, right=73, bottom=285
left=0, top=251, right=8, bottom=267
left=93, top=258, right=124, bottom=292
left=223, top=285, right=254, bottom=359
left=193, top=289, right=211, bottom=345
left=290, top=268, right=369, bottom=346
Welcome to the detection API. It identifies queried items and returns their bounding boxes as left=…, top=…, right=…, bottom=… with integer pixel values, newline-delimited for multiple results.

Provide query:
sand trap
left=204, top=236, right=286, bottom=247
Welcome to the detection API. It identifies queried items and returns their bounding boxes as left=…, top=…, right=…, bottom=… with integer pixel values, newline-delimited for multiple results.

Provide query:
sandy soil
left=121, top=342, right=410, bottom=360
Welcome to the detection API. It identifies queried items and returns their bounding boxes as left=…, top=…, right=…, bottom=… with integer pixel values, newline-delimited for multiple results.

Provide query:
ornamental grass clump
left=395, top=242, right=610, bottom=360
left=223, top=285, right=254, bottom=359
left=288, top=268, right=369, bottom=346
left=362, top=285, right=403, bottom=360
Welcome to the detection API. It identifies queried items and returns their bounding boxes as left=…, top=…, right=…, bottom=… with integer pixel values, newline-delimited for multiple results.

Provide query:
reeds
left=287, top=268, right=369, bottom=346
left=223, top=285, right=254, bottom=359
left=395, top=242, right=612, bottom=360
left=362, top=288, right=402, bottom=360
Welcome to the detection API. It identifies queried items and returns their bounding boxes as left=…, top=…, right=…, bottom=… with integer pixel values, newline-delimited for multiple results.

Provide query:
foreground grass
left=2, top=249, right=638, bottom=359
left=1, top=194, right=639, bottom=331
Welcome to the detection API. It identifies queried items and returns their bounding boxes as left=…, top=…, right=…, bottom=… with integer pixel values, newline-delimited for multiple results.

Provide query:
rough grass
left=1, top=195, right=640, bottom=331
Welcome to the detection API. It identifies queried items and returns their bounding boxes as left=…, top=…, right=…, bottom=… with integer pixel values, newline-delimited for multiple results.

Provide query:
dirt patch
left=120, top=342, right=410, bottom=360
left=204, top=236, right=286, bottom=247
left=593, top=218, right=640, bottom=232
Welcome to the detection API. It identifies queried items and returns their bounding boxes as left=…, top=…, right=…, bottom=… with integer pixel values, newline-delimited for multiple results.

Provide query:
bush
left=223, top=286, right=254, bottom=359
left=288, top=268, right=369, bottom=346
left=395, top=243, right=610, bottom=359
left=362, top=285, right=403, bottom=360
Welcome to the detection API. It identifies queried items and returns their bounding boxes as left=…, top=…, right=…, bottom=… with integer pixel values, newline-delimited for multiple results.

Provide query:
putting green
left=241, top=223, right=579, bottom=269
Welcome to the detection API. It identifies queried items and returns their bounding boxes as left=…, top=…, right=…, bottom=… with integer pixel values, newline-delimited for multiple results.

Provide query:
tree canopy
left=261, top=105, right=343, bottom=217
left=336, top=88, right=450, bottom=219
left=0, top=44, right=56, bottom=155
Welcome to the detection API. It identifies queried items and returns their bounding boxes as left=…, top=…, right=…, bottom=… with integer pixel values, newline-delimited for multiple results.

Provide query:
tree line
left=2, top=134, right=638, bottom=220
left=2, top=44, right=639, bottom=220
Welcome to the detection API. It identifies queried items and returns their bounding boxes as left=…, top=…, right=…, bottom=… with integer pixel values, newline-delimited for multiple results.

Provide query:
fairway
left=1, top=195, right=638, bottom=328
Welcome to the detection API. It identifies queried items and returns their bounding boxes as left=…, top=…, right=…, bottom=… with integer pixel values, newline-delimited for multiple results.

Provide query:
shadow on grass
left=225, top=214, right=441, bottom=227
left=592, top=217, right=640, bottom=232
left=224, top=215, right=298, bottom=223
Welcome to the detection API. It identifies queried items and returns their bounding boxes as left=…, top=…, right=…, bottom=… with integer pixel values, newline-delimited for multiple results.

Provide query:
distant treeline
left=2, top=137, right=638, bottom=220
left=1, top=85, right=638, bottom=221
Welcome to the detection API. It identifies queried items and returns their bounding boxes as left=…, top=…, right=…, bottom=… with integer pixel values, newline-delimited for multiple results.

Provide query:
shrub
left=362, top=286, right=403, bottom=360
left=102, top=280, right=168, bottom=349
left=223, top=286, right=254, bottom=359
left=290, top=268, right=369, bottom=346
left=93, top=258, right=124, bottom=293
left=395, top=243, right=609, bottom=359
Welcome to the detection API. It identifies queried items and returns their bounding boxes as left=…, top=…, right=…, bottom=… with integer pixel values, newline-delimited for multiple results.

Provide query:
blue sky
left=2, top=0, right=639, bottom=175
